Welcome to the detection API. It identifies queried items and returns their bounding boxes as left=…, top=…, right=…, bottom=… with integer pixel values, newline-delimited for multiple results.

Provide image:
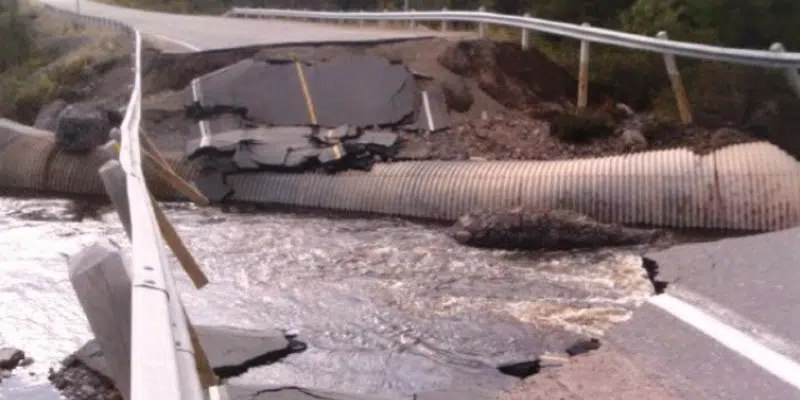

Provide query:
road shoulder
left=495, top=344, right=680, bottom=400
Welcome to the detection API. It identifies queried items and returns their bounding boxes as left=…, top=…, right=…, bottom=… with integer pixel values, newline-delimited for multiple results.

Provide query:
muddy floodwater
left=0, top=196, right=656, bottom=398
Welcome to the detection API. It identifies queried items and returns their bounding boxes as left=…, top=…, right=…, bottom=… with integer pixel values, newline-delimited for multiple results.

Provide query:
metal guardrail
left=38, top=3, right=204, bottom=400
left=224, top=6, right=800, bottom=123
left=225, top=7, right=800, bottom=69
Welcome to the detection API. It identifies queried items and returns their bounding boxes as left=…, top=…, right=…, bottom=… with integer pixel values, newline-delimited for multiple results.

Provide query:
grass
left=0, top=1, right=131, bottom=124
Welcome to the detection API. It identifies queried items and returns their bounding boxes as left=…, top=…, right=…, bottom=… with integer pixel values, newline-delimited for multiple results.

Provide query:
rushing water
left=0, top=196, right=656, bottom=398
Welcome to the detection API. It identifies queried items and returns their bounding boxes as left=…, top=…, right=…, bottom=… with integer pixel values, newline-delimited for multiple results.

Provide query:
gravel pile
left=48, top=357, right=122, bottom=400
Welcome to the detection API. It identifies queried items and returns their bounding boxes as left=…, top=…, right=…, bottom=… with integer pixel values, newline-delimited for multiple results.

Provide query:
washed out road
left=23, top=1, right=800, bottom=399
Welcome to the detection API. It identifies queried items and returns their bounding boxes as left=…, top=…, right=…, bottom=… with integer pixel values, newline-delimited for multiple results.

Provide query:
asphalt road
left=608, top=229, right=800, bottom=399
left=42, top=0, right=463, bottom=51
left=36, top=1, right=800, bottom=399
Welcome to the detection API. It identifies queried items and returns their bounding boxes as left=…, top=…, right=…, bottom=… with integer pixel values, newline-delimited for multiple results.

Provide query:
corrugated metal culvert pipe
left=0, top=121, right=192, bottom=199
left=226, top=141, right=800, bottom=232
left=2, top=120, right=799, bottom=232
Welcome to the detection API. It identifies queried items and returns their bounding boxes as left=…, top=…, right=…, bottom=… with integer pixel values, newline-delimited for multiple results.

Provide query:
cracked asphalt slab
left=601, top=227, right=800, bottom=400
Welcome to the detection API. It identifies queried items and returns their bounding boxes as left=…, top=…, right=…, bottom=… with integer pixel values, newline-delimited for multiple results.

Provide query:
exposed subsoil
left=134, top=38, right=789, bottom=161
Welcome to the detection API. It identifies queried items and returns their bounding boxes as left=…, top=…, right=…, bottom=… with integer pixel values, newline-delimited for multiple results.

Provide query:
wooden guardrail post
left=770, top=42, right=800, bottom=99
left=577, top=22, right=591, bottom=112
left=477, top=6, right=487, bottom=38
left=441, top=7, right=448, bottom=32
left=657, top=31, right=693, bottom=124
left=100, top=159, right=132, bottom=238
left=69, top=240, right=132, bottom=400
left=378, top=9, right=387, bottom=28
left=521, top=12, right=531, bottom=50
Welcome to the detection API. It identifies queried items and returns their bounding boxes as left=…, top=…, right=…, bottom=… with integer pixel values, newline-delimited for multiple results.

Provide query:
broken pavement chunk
left=68, top=325, right=307, bottom=382
left=194, top=169, right=233, bottom=203
left=314, top=124, right=359, bottom=144
left=317, top=143, right=347, bottom=164
left=0, top=347, right=25, bottom=370
left=284, top=147, right=320, bottom=168
left=184, top=55, right=416, bottom=128
left=406, top=87, right=451, bottom=133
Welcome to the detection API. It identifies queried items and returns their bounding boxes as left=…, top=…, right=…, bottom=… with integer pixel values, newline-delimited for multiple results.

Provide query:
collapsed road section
left=179, top=48, right=800, bottom=233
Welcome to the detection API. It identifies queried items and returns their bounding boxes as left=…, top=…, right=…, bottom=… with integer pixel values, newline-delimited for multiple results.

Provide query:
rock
left=550, top=112, right=616, bottom=143
left=48, top=358, right=122, bottom=400
left=34, top=99, right=68, bottom=131
left=440, top=78, right=473, bottom=113
left=55, top=103, right=119, bottom=153
left=532, top=102, right=565, bottom=119
left=620, top=128, right=648, bottom=149
left=0, top=347, right=25, bottom=371
left=67, top=325, right=306, bottom=382
left=449, top=208, right=667, bottom=251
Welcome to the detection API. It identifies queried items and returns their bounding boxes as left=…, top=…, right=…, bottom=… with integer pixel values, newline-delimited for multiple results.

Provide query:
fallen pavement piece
left=228, top=384, right=500, bottom=400
left=194, top=169, right=233, bottom=203
left=67, top=325, right=306, bottom=383
left=449, top=208, right=668, bottom=250
left=187, top=126, right=401, bottom=202
left=198, top=326, right=308, bottom=378
left=227, top=385, right=389, bottom=400
left=0, top=347, right=25, bottom=371
left=186, top=126, right=315, bottom=158
left=184, top=56, right=416, bottom=128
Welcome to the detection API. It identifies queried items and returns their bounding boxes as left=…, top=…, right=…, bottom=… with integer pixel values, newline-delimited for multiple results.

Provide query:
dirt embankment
left=0, top=5, right=134, bottom=125
left=136, top=37, right=799, bottom=162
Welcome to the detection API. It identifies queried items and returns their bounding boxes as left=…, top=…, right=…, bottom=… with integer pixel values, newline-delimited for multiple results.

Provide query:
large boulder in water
left=449, top=207, right=667, bottom=251
left=55, top=103, right=122, bottom=153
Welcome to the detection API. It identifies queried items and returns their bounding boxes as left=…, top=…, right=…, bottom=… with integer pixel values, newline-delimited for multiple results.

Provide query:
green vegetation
left=0, top=0, right=126, bottom=123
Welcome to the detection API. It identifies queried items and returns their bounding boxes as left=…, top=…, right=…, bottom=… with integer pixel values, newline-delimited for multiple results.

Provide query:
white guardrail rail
left=39, top=4, right=206, bottom=400
left=33, top=3, right=800, bottom=400
left=224, top=7, right=800, bottom=68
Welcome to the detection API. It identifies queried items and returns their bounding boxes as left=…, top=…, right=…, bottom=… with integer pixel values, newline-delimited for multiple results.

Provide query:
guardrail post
left=521, top=12, right=531, bottom=50
left=657, top=31, right=693, bottom=124
left=69, top=240, right=132, bottom=399
left=477, top=6, right=487, bottom=38
left=99, top=158, right=132, bottom=238
left=358, top=10, right=364, bottom=27
left=770, top=42, right=800, bottom=99
left=409, top=9, right=416, bottom=30
left=577, top=22, right=591, bottom=111
left=379, top=9, right=387, bottom=27
left=441, top=7, right=448, bottom=32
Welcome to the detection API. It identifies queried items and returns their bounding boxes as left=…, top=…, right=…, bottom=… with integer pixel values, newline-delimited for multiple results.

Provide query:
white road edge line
left=649, top=294, right=800, bottom=390
left=141, top=31, right=202, bottom=51
left=190, top=78, right=211, bottom=146
left=421, top=91, right=434, bottom=131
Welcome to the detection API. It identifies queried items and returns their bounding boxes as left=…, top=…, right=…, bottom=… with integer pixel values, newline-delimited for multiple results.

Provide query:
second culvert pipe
left=226, top=141, right=800, bottom=232
left=2, top=119, right=798, bottom=232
